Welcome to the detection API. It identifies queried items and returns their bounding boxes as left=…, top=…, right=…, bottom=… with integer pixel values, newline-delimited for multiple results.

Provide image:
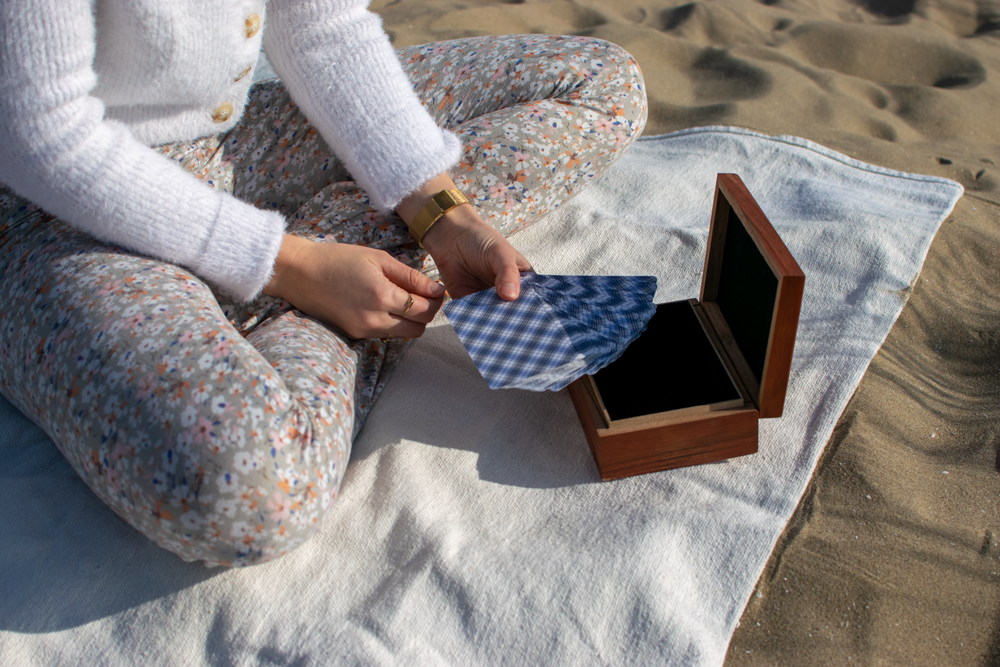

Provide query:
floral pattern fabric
left=0, top=35, right=646, bottom=567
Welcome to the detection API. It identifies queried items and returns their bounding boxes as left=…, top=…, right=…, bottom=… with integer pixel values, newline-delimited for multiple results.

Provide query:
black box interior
left=593, top=300, right=741, bottom=421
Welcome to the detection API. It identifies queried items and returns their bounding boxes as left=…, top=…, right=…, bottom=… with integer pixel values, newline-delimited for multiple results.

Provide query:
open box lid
left=700, top=174, right=805, bottom=418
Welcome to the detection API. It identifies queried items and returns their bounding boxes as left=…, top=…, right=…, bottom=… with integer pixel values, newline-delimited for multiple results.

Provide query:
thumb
left=381, top=255, right=446, bottom=299
left=492, top=247, right=523, bottom=301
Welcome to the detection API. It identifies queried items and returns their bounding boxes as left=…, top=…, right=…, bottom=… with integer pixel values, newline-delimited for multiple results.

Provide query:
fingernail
left=431, top=282, right=445, bottom=295
left=500, top=282, right=518, bottom=299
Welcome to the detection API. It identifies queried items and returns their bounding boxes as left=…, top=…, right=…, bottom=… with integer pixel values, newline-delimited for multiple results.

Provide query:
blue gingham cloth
left=442, top=273, right=657, bottom=391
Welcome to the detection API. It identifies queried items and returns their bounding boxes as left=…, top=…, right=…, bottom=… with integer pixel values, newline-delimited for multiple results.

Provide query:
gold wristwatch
left=409, top=188, right=471, bottom=247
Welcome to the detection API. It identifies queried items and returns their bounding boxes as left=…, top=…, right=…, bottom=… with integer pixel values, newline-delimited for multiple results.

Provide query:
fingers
left=370, top=292, right=432, bottom=338
left=345, top=306, right=430, bottom=340
left=375, top=253, right=443, bottom=324
left=492, top=245, right=533, bottom=301
left=388, top=289, right=440, bottom=325
left=271, top=241, right=442, bottom=341
left=381, top=256, right=446, bottom=299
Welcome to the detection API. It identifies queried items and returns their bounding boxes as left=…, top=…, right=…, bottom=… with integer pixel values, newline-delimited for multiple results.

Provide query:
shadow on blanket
left=349, top=322, right=609, bottom=490
left=0, top=396, right=220, bottom=633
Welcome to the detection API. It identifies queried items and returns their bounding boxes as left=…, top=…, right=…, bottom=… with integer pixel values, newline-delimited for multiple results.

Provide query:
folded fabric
left=442, top=272, right=657, bottom=391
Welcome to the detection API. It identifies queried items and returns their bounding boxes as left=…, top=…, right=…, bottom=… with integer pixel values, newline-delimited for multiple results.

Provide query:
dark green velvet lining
left=714, top=208, right=777, bottom=384
left=593, top=300, right=741, bottom=421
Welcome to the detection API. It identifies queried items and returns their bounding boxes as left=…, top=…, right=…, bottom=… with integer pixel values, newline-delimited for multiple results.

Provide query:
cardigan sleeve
left=263, top=0, right=462, bottom=211
left=0, top=0, right=286, bottom=302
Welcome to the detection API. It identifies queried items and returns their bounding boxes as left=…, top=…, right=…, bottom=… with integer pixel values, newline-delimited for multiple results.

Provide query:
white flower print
left=197, top=353, right=214, bottom=370
left=180, top=405, right=198, bottom=428
left=161, top=448, right=177, bottom=473
left=190, top=384, right=211, bottom=404
left=230, top=521, right=253, bottom=540
left=211, top=395, right=228, bottom=415
left=249, top=406, right=264, bottom=425
left=213, top=497, right=239, bottom=519
left=217, top=471, right=240, bottom=495
left=226, top=426, right=247, bottom=449
left=181, top=513, right=205, bottom=531
left=233, top=450, right=256, bottom=474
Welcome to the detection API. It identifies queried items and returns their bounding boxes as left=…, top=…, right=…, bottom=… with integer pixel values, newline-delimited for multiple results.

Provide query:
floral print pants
left=0, top=36, right=646, bottom=566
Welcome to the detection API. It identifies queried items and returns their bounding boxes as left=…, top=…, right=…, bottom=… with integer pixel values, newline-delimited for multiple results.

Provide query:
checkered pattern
left=443, top=273, right=657, bottom=391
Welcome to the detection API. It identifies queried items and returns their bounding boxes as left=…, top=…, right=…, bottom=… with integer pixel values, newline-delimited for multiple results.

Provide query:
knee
left=568, top=37, right=648, bottom=139
left=593, top=38, right=644, bottom=81
left=138, top=404, right=350, bottom=567
left=600, top=40, right=648, bottom=135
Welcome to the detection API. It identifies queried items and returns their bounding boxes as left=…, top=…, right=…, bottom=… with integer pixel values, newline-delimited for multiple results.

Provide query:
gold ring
left=382, top=335, right=393, bottom=343
left=401, top=293, right=414, bottom=317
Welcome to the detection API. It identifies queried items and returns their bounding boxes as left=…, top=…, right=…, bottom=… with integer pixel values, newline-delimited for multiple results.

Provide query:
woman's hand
left=420, top=204, right=532, bottom=300
left=262, top=235, right=445, bottom=339
left=396, top=174, right=532, bottom=301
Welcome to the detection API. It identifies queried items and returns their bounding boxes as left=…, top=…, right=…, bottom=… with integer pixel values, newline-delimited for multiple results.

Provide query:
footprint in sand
left=659, top=3, right=697, bottom=31
left=688, top=47, right=771, bottom=102
left=786, top=22, right=985, bottom=89
left=850, top=0, right=917, bottom=19
left=646, top=45, right=771, bottom=128
left=646, top=2, right=773, bottom=127
left=781, top=20, right=991, bottom=155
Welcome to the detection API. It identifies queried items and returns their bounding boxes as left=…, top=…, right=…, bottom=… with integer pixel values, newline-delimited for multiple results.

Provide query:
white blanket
left=0, top=128, right=962, bottom=666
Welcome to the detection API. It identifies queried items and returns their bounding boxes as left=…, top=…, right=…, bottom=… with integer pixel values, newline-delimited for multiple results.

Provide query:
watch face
left=434, top=189, right=466, bottom=209
left=434, top=190, right=455, bottom=210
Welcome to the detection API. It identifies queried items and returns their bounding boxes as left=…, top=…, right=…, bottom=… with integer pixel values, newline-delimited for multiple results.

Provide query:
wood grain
left=569, top=379, right=759, bottom=480
left=580, top=375, right=611, bottom=429
left=716, top=174, right=804, bottom=280
left=565, top=174, right=803, bottom=479
left=759, top=272, right=805, bottom=417
left=707, top=173, right=805, bottom=418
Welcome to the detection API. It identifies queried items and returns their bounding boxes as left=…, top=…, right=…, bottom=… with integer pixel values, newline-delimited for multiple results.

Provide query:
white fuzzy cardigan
left=0, top=0, right=461, bottom=301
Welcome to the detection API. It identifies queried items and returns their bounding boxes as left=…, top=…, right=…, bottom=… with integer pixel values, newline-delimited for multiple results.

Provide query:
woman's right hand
left=262, top=234, right=445, bottom=339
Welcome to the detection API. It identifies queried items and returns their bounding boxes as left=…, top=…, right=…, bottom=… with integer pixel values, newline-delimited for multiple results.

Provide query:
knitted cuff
left=191, top=196, right=287, bottom=302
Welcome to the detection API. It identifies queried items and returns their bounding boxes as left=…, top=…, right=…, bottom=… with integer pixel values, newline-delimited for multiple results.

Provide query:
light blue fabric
left=0, top=128, right=962, bottom=666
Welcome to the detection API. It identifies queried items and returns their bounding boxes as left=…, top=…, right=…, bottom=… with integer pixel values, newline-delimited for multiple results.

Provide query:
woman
left=0, top=1, right=646, bottom=566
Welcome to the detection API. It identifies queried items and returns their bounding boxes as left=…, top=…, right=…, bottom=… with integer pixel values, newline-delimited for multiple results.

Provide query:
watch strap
left=409, top=189, right=470, bottom=247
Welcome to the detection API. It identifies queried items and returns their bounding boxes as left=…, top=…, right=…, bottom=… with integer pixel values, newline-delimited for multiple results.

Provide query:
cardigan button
left=234, top=66, right=253, bottom=82
left=245, top=14, right=261, bottom=39
left=211, top=102, right=235, bottom=123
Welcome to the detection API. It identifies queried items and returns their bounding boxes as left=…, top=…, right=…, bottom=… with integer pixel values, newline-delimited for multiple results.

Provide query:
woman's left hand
left=396, top=174, right=532, bottom=301
left=420, top=203, right=532, bottom=300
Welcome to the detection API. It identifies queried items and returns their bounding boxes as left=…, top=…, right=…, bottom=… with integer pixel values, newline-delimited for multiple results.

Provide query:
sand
left=370, top=0, right=1000, bottom=663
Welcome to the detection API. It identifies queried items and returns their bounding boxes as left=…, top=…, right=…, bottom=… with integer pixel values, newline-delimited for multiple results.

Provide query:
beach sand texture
left=370, top=0, right=1000, bottom=664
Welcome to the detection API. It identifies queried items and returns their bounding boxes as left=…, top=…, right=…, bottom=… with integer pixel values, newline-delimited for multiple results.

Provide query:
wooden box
left=568, top=174, right=805, bottom=480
